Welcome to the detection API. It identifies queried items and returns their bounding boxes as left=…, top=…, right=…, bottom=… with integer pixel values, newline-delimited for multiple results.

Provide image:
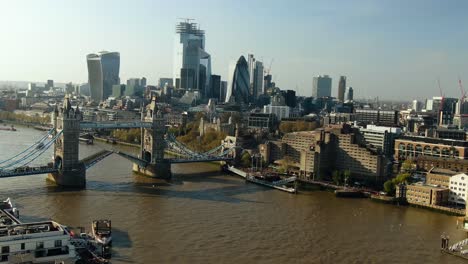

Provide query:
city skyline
left=1, top=0, right=468, bottom=99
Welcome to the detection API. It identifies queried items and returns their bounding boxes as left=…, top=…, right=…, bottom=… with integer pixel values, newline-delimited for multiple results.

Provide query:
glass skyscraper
left=173, top=20, right=211, bottom=96
left=312, top=75, right=332, bottom=98
left=225, top=56, right=250, bottom=104
left=87, top=51, right=120, bottom=102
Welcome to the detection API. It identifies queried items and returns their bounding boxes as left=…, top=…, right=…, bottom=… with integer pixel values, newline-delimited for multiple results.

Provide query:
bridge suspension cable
left=0, top=128, right=54, bottom=165
left=0, top=130, right=62, bottom=170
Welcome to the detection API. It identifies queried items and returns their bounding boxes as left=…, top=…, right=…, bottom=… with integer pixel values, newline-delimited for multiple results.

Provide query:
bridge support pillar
left=132, top=162, right=171, bottom=179
left=134, top=96, right=172, bottom=179
left=48, top=97, right=86, bottom=188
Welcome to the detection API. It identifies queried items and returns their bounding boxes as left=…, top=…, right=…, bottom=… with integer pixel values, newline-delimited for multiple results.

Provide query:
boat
left=92, top=220, right=112, bottom=246
left=0, top=218, right=79, bottom=263
left=0, top=198, right=19, bottom=219
left=0, top=126, right=16, bottom=131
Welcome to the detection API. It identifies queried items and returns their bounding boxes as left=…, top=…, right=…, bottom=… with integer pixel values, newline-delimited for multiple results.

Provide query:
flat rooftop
left=0, top=220, right=63, bottom=238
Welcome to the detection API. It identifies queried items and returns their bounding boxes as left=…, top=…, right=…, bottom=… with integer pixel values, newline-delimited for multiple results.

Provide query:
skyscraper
left=246, top=54, right=265, bottom=99
left=173, top=20, right=211, bottom=95
left=225, top=56, right=250, bottom=104
left=312, top=75, right=332, bottom=98
left=345, top=87, right=354, bottom=102
left=87, top=51, right=120, bottom=102
left=209, top=74, right=221, bottom=100
left=338, top=76, right=346, bottom=102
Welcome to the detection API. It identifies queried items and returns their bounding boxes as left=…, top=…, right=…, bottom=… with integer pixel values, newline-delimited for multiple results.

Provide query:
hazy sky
left=1, top=0, right=468, bottom=100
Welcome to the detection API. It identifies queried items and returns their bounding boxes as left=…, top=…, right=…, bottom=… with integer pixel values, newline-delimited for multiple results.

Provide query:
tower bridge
left=0, top=96, right=238, bottom=188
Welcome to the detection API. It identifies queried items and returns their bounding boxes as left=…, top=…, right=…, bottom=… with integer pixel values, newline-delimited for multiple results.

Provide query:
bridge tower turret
left=48, top=96, right=86, bottom=187
left=133, top=97, right=171, bottom=179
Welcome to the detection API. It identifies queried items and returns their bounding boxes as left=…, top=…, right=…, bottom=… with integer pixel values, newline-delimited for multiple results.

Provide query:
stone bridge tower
left=48, top=97, right=86, bottom=187
left=133, top=97, right=171, bottom=179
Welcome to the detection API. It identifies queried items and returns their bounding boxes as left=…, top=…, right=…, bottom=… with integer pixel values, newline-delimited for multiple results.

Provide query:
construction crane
left=458, top=78, right=466, bottom=114
left=264, top=58, right=274, bottom=76
left=438, top=78, right=445, bottom=126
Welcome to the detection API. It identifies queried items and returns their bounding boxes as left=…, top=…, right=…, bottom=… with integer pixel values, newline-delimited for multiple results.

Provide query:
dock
left=226, top=166, right=297, bottom=193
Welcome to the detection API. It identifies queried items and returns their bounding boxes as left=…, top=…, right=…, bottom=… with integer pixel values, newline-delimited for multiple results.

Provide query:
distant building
left=395, top=136, right=468, bottom=161
left=158, top=78, right=173, bottom=88
left=87, top=51, right=120, bottom=102
left=412, top=100, right=422, bottom=112
left=78, top=83, right=90, bottom=96
left=126, top=78, right=144, bottom=97
left=225, top=56, right=250, bottom=104
left=112, top=84, right=126, bottom=98
left=355, top=109, right=399, bottom=126
left=208, top=74, right=221, bottom=100
left=220, top=81, right=227, bottom=102
left=345, top=87, right=354, bottom=102
left=283, top=90, right=296, bottom=108
left=312, top=75, right=332, bottom=98
left=173, top=20, right=211, bottom=94
left=45, top=79, right=54, bottom=90
left=247, top=113, right=277, bottom=132
left=337, top=76, right=346, bottom=102
left=358, top=125, right=402, bottom=157
left=263, top=105, right=290, bottom=120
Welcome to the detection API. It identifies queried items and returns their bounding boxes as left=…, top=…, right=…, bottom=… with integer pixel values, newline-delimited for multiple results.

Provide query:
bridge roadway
left=0, top=166, right=58, bottom=178
left=79, top=121, right=153, bottom=129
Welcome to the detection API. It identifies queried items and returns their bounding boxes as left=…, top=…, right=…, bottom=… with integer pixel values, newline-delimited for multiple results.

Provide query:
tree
left=383, top=180, right=396, bottom=195
left=240, top=152, right=251, bottom=168
left=343, top=170, right=351, bottom=186
left=332, top=170, right=342, bottom=185
left=401, top=159, right=415, bottom=172
left=281, top=156, right=294, bottom=174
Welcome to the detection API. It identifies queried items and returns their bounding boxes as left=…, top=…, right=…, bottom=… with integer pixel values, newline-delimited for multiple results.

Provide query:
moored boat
left=0, top=198, right=19, bottom=219
left=92, top=220, right=112, bottom=246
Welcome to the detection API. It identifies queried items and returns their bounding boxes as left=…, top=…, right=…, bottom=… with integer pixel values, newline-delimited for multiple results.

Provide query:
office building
left=173, top=20, right=211, bottom=94
left=209, top=74, right=221, bottom=100
left=125, top=78, right=144, bottom=97
left=395, top=136, right=468, bottom=161
left=449, top=173, right=468, bottom=205
left=112, top=84, right=126, bottom=98
left=345, top=87, right=354, bottom=102
left=355, top=109, right=399, bottom=126
left=412, top=100, right=422, bottom=112
left=225, top=56, right=250, bottom=104
left=283, top=90, right=296, bottom=108
left=312, top=75, right=332, bottom=98
left=247, top=54, right=264, bottom=99
left=45, top=79, right=54, bottom=90
left=358, top=125, right=402, bottom=157
left=263, top=105, right=290, bottom=120
left=87, top=51, right=120, bottom=102
left=337, top=76, right=346, bottom=102
left=220, top=81, right=227, bottom=102
left=247, top=113, right=277, bottom=132
left=158, top=78, right=173, bottom=88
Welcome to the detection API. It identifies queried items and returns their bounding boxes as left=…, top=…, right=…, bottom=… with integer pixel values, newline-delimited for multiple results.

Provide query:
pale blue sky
left=0, top=0, right=467, bottom=99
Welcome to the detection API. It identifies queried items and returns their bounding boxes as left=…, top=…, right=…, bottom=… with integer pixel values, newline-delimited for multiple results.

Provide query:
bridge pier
left=48, top=97, right=86, bottom=188
left=132, top=162, right=171, bottom=179
left=133, top=97, right=172, bottom=179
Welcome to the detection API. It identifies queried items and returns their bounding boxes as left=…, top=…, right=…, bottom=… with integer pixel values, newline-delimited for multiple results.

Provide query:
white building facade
left=449, top=173, right=468, bottom=205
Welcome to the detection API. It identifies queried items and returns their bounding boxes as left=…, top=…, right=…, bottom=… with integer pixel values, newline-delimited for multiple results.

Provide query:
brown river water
left=0, top=126, right=466, bottom=263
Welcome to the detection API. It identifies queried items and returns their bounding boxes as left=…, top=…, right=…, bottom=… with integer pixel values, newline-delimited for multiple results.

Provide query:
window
left=36, top=242, right=44, bottom=249
left=21, top=243, right=25, bottom=250
left=54, top=240, right=62, bottom=248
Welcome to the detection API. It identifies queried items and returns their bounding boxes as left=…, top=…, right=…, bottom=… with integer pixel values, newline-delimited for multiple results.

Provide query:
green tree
left=332, top=170, right=342, bottom=185
left=401, top=159, right=415, bottom=172
left=383, top=180, right=396, bottom=195
left=240, top=152, right=252, bottom=168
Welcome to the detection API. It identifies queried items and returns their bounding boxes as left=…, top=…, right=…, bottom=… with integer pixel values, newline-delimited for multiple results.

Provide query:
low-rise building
left=426, top=167, right=455, bottom=188
left=397, top=183, right=449, bottom=206
left=449, top=173, right=468, bottom=205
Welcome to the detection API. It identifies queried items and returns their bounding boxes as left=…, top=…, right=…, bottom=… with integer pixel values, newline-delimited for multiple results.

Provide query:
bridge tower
left=133, top=97, right=171, bottom=179
left=48, top=97, right=86, bottom=187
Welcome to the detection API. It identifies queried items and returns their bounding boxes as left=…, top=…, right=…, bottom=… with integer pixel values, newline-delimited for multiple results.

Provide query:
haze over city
left=1, top=0, right=468, bottom=99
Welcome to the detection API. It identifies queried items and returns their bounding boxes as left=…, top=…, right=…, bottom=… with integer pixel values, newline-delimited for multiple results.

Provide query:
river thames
left=0, top=126, right=466, bottom=263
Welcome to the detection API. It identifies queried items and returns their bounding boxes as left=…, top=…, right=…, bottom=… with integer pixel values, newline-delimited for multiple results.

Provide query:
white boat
left=0, top=198, right=19, bottom=219
left=0, top=218, right=78, bottom=263
left=92, top=220, right=112, bottom=246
